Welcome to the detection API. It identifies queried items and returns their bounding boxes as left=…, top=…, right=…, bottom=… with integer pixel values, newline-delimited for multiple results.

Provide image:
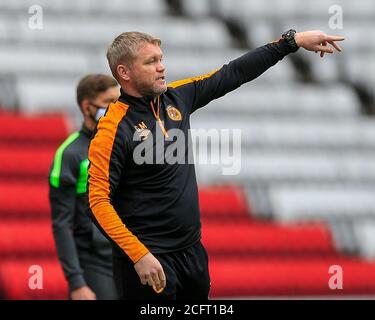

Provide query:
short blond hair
left=107, top=31, right=161, bottom=80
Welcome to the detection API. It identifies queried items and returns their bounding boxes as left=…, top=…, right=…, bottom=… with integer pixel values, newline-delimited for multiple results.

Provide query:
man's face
left=128, top=42, right=167, bottom=97
left=88, top=86, right=120, bottom=120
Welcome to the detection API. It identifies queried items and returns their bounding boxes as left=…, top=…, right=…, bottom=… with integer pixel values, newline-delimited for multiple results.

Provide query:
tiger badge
left=166, top=105, right=182, bottom=121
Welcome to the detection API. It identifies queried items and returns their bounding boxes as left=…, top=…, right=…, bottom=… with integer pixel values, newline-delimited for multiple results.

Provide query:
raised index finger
left=325, top=35, right=345, bottom=42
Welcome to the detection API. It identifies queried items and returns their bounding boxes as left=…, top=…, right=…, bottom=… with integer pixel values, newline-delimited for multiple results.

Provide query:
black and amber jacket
left=87, top=39, right=294, bottom=263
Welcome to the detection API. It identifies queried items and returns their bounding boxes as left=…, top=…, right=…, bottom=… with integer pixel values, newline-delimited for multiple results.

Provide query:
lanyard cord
left=150, top=96, right=169, bottom=138
left=150, top=96, right=160, bottom=119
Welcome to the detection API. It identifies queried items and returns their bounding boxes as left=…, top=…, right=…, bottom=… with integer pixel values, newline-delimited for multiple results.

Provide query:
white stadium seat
left=194, top=151, right=375, bottom=184
left=0, top=0, right=167, bottom=16
left=270, top=187, right=375, bottom=221
left=346, top=54, right=375, bottom=87
left=353, top=222, right=375, bottom=259
left=0, top=16, right=230, bottom=49
left=190, top=84, right=360, bottom=117
left=214, top=0, right=375, bottom=19
left=16, top=77, right=78, bottom=112
left=0, top=47, right=90, bottom=76
left=191, top=118, right=375, bottom=148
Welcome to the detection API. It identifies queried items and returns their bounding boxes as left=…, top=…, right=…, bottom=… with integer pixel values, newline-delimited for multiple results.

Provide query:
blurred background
left=1, top=0, right=375, bottom=299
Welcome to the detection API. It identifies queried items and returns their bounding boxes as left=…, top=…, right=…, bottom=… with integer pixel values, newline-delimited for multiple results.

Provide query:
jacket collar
left=80, top=123, right=93, bottom=138
left=119, top=88, right=159, bottom=109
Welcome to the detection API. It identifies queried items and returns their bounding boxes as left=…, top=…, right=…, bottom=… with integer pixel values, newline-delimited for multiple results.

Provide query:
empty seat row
left=3, top=255, right=375, bottom=299
left=0, top=219, right=334, bottom=259
left=270, top=186, right=375, bottom=221
left=207, top=0, right=375, bottom=20
left=16, top=77, right=79, bottom=112
left=210, top=256, right=375, bottom=297
left=199, top=185, right=251, bottom=220
left=0, top=112, right=68, bottom=145
left=195, top=152, right=375, bottom=184
left=0, top=182, right=249, bottom=219
left=0, top=182, right=51, bottom=218
left=191, top=84, right=360, bottom=117
left=202, top=221, right=335, bottom=256
left=0, top=0, right=166, bottom=16
left=0, top=221, right=55, bottom=258
left=0, top=47, right=91, bottom=76
left=4, top=256, right=375, bottom=299
left=0, top=146, right=54, bottom=181
left=1, top=16, right=230, bottom=49
left=191, top=118, right=375, bottom=148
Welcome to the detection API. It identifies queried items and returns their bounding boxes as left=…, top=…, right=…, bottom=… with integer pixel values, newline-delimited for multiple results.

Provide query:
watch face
left=283, top=29, right=296, bottom=39
left=283, top=30, right=292, bottom=38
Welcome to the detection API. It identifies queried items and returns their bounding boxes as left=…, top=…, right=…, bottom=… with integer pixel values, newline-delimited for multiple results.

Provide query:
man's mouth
left=156, top=76, right=165, bottom=81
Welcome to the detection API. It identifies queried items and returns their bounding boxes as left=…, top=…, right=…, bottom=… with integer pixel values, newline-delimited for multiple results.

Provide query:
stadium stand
left=0, top=260, right=67, bottom=300
left=1, top=0, right=375, bottom=299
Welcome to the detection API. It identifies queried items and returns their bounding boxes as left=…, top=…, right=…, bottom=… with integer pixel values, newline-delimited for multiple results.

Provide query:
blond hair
left=107, top=31, right=161, bottom=80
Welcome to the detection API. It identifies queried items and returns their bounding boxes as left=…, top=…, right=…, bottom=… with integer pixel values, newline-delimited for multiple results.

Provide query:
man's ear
left=80, top=99, right=90, bottom=116
left=117, top=64, right=131, bottom=81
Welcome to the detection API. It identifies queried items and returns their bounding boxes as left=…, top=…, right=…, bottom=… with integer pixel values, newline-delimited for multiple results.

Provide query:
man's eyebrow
left=144, top=53, right=163, bottom=60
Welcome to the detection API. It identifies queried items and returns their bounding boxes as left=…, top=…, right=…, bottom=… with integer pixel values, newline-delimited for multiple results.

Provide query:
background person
left=49, top=74, right=119, bottom=300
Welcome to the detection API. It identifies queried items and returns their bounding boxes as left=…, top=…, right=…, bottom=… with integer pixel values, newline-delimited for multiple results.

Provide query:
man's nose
left=157, top=61, right=165, bottom=72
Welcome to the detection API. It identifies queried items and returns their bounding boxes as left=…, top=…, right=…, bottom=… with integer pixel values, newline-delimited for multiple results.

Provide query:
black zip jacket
left=87, top=39, right=293, bottom=263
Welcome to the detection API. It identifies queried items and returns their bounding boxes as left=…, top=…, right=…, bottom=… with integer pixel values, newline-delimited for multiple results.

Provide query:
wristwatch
left=282, top=29, right=299, bottom=52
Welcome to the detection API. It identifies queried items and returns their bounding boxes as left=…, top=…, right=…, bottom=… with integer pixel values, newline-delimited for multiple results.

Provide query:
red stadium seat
left=0, top=146, right=54, bottom=181
left=0, top=259, right=68, bottom=299
left=209, top=257, right=375, bottom=297
left=202, top=221, right=336, bottom=256
left=0, top=182, right=50, bottom=218
left=199, top=185, right=251, bottom=220
left=0, top=112, right=68, bottom=146
left=0, top=221, right=56, bottom=258
left=0, top=182, right=251, bottom=220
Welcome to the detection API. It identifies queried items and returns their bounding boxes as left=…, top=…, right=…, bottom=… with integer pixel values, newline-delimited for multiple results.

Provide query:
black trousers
left=113, top=241, right=211, bottom=300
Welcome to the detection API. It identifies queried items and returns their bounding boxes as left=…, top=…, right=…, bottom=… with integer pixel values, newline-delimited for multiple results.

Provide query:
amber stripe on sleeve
left=168, top=68, right=221, bottom=88
left=88, top=101, right=149, bottom=263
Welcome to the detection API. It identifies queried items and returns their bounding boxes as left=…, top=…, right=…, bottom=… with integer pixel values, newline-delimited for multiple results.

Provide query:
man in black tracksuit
left=49, top=74, right=119, bottom=300
left=87, top=30, right=344, bottom=300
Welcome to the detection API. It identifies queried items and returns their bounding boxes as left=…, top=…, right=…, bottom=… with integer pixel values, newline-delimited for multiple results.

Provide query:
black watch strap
left=282, top=29, right=299, bottom=53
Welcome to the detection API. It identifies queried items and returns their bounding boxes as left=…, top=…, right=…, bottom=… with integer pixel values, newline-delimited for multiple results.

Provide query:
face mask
left=95, top=108, right=107, bottom=121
